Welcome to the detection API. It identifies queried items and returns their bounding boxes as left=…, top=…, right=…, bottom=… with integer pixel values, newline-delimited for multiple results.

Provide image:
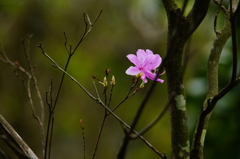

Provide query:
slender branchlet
left=80, top=119, right=86, bottom=159
left=39, top=11, right=103, bottom=159
left=1, top=36, right=45, bottom=157
left=111, top=77, right=140, bottom=112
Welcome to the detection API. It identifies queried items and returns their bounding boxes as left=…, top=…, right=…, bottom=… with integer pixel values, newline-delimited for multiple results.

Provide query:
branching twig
left=1, top=38, right=45, bottom=157
left=204, top=0, right=240, bottom=115
left=21, top=35, right=45, bottom=157
left=41, top=11, right=103, bottom=159
left=132, top=99, right=170, bottom=138
left=91, top=81, right=107, bottom=159
left=111, top=77, right=140, bottom=112
left=71, top=10, right=103, bottom=55
left=40, top=47, right=166, bottom=158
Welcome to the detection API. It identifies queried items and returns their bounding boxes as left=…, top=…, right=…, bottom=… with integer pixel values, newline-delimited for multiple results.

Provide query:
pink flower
left=126, top=49, right=164, bottom=83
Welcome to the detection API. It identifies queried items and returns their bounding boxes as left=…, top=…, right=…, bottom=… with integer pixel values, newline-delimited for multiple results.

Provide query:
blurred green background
left=0, top=0, right=240, bottom=159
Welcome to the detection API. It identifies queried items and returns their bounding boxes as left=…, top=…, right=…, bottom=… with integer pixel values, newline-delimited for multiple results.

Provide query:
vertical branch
left=45, top=79, right=53, bottom=159
left=80, top=119, right=86, bottom=159
left=163, top=2, right=189, bottom=159
left=191, top=1, right=240, bottom=159
left=91, top=115, right=106, bottom=159
left=91, top=78, right=108, bottom=159
left=21, top=35, right=46, bottom=157
left=229, top=0, right=240, bottom=82
left=161, top=0, right=211, bottom=158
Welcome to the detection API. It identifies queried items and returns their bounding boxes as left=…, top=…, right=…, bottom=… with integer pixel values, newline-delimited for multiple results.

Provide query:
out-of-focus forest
left=0, top=0, right=240, bottom=159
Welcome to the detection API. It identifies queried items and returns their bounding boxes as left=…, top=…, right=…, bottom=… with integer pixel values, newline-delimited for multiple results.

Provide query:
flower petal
left=156, top=78, right=164, bottom=83
left=126, top=66, right=141, bottom=75
left=151, top=54, right=162, bottom=69
left=136, top=49, right=147, bottom=64
left=145, top=49, right=154, bottom=55
left=126, top=54, right=141, bottom=67
left=141, top=73, right=148, bottom=83
left=145, top=71, right=164, bottom=83
left=126, top=49, right=164, bottom=84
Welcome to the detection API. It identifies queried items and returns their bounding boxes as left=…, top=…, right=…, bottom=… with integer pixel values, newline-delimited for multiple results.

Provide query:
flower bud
left=103, top=77, right=108, bottom=87
left=136, top=72, right=143, bottom=78
left=139, top=80, right=145, bottom=88
left=105, top=68, right=111, bottom=75
left=110, top=75, right=115, bottom=85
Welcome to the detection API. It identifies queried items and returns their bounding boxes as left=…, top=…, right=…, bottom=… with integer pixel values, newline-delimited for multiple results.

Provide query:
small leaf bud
left=103, top=77, right=108, bottom=87
left=136, top=72, right=143, bottom=78
left=110, top=75, right=115, bottom=85
left=139, top=80, right=145, bottom=88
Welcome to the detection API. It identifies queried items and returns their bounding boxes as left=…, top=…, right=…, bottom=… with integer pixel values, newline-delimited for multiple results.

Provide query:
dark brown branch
left=213, top=0, right=225, bottom=35
left=79, top=119, right=86, bottom=159
left=132, top=99, right=170, bottom=138
left=161, top=0, right=211, bottom=158
left=186, top=0, right=211, bottom=36
left=111, top=77, right=140, bottom=112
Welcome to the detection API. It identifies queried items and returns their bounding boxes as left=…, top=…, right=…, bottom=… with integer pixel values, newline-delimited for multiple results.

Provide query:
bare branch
left=0, top=114, right=38, bottom=159
left=40, top=45, right=166, bottom=157
left=132, top=99, right=170, bottom=138
left=191, top=1, right=240, bottom=158
left=111, top=77, right=140, bottom=112
left=186, top=0, right=211, bottom=36
left=1, top=38, right=45, bottom=157
left=71, top=10, right=103, bottom=55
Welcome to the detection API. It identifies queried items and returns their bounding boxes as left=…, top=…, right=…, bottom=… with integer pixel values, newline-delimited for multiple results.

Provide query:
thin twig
left=41, top=49, right=166, bottom=157
left=63, top=32, right=70, bottom=54
left=0, top=148, right=7, bottom=159
left=1, top=40, right=45, bottom=157
left=21, top=35, right=45, bottom=157
left=80, top=119, right=86, bottom=159
left=71, top=10, right=103, bottom=55
left=111, top=77, right=140, bottom=112
left=132, top=99, right=170, bottom=138
left=42, top=11, right=102, bottom=158
left=39, top=43, right=97, bottom=101
left=91, top=114, right=106, bottom=159
left=213, top=0, right=224, bottom=35
left=107, top=84, right=114, bottom=107
left=92, top=76, right=110, bottom=158
left=45, top=80, right=53, bottom=159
